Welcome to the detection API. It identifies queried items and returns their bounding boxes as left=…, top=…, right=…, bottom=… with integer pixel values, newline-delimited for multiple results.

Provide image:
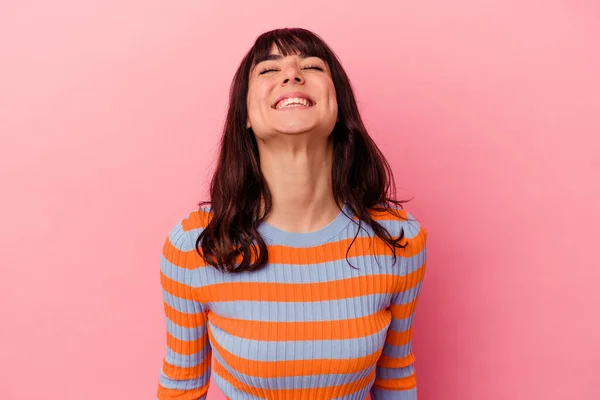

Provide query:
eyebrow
left=252, top=52, right=321, bottom=71
left=259, top=52, right=309, bottom=62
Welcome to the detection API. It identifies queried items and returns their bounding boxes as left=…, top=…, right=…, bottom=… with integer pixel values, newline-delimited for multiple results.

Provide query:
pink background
left=1, top=1, right=599, bottom=399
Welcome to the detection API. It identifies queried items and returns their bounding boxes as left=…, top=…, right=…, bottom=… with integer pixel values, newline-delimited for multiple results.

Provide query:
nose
left=281, top=64, right=304, bottom=85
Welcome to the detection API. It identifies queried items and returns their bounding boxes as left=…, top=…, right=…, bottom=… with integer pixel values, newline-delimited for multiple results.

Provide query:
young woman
left=157, top=27, right=428, bottom=400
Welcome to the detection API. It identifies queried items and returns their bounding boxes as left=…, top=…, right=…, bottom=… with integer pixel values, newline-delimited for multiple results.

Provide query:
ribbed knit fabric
left=157, top=203, right=427, bottom=400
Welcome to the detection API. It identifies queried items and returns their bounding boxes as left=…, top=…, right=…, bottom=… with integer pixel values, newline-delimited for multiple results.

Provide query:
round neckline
left=257, top=203, right=354, bottom=247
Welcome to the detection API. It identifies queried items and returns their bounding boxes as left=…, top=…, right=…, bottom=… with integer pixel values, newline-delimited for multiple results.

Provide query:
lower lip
left=274, top=104, right=314, bottom=111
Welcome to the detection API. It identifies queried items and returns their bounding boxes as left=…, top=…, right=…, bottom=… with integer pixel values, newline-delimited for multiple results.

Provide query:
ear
left=246, top=118, right=251, bottom=128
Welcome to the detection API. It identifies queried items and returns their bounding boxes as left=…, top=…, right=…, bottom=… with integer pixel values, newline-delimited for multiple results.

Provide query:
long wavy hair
left=196, top=27, right=416, bottom=273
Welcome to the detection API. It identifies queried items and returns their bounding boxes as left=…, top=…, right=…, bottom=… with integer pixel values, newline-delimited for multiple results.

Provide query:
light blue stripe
left=375, top=364, right=415, bottom=380
left=211, top=369, right=266, bottom=400
left=167, top=220, right=196, bottom=252
left=165, top=318, right=205, bottom=341
left=158, top=367, right=210, bottom=391
left=382, top=342, right=412, bottom=359
left=332, top=378, right=374, bottom=400
left=209, top=293, right=390, bottom=322
left=195, top=249, right=426, bottom=286
left=391, top=281, right=424, bottom=307
left=209, top=320, right=387, bottom=362
left=370, top=386, right=417, bottom=400
left=162, top=289, right=204, bottom=314
left=390, top=314, right=415, bottom=332
left=401, top=212, right=422, bottom=237
left=258, top=203, right=355, bottom=247
left=160, top=252, right=193, bottom=283
left=165, top=341, right=211, bottom=368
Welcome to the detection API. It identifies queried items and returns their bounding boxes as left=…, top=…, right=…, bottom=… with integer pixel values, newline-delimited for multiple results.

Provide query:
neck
left=257, top=137, right=342, bottom=233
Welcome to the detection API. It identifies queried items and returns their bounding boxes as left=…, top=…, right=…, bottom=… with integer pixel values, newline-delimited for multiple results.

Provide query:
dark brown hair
left=196, top=27, right=415, bottom=273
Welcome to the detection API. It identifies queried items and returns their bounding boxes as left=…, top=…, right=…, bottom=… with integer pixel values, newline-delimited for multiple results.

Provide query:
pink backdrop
left=1, top=1, right=598, bottom=399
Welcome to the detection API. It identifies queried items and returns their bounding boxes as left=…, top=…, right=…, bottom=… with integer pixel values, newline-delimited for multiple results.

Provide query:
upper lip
left=272, top=91, right=315, bottom=108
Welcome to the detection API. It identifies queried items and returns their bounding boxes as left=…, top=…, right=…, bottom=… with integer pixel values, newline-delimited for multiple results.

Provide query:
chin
left=275, top=121, right=318, bottom=133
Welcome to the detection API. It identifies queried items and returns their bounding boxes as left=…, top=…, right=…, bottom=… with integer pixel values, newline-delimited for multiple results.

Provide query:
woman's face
left=246, top=43, right=338, bottom=139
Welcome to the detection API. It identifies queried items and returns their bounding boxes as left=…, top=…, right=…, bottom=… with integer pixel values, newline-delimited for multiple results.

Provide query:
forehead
left=268, top=42, right=281, bottom=54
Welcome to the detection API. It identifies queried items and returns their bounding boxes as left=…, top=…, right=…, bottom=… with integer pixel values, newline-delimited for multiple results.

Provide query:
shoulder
left=178, top=204, right=214, bottom=233
left=162, top=205, right=214, bottom=262
left=167, top=204, right=213, bottom=239
left=161, top=208, right=216, bottom=276
left=367, top=203, right=428, bottom=244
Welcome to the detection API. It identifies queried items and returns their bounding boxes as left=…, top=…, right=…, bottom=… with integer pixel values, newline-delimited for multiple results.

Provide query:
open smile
left=271, top=93, right=316, bottom=110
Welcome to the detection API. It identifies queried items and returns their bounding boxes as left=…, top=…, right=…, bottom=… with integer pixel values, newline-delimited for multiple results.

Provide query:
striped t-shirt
left=157, top=203, right=428, bottom=400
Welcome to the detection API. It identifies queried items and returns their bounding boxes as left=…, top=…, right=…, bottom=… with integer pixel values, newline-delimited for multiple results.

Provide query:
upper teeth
left=276, top=97, right=312, bottom=109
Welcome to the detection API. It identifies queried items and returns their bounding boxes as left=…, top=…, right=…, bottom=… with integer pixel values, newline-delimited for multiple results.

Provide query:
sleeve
left=157, top=220, right=212, bottom=400
left=370, top=222, right=427, bottom=400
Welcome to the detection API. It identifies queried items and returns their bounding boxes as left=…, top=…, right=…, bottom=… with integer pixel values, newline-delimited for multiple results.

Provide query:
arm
left=371, top=224, right=427, bottom=400
left=157, top=221, right=212, bottom=400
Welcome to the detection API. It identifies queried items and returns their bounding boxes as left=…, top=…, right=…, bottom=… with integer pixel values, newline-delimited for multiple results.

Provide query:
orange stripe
left=157, top=382, right=209, bottom=400
left=163, top=224, right=425, bottom=270
left=212, top=356, right=376, bottom=400
left=160, top=356, right=211, bottom=381
left=385, top=329, right=413, bottom=347
left=209, top=308, right=391, bottom=341
left=373, top=371, right=417, bottom=391
left=377, top=353, right=415, bottom=369
left=166, top=331, right=208, bottom=356
left=388, top=262, right=426, bottom=318
left=163, top=302, right=206, bottom=329
left=160, top=271, right=196, bottom=301
left=207, top=324, right=384, bottom=377
left=389, top=297, right=420, bottom=319
left=203, top=273, right=401, bottom=303
left=163, top=235, right=208, bottom=269
left=253, top=234, right=422, bottom=264
left=181, top=209, right=213, bottom=232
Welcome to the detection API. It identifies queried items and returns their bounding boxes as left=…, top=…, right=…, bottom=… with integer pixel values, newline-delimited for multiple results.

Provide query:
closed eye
left=259, top=65, right=325, bottom=75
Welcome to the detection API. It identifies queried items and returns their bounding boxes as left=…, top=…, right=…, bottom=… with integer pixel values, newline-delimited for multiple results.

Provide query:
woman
left=157, top=27, right=428, bottom=400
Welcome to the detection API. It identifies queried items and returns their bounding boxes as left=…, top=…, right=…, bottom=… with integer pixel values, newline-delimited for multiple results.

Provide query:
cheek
left=322, top=81, right=337, bottom=105
left=246, top=87, right=256, bottom=109
left=327, top=88, right=338, bottom=112
left=247, top=96, right=256, bottom=112
left=247, top=89, right=269, bottom=114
